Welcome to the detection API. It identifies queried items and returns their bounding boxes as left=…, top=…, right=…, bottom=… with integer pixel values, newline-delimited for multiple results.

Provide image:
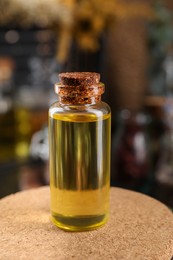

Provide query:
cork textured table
left=0, top=187, right=173, bottom=260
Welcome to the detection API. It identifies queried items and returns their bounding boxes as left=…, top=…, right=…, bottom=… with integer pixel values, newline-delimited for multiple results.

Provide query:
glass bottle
left=49, top=72, right=111, bottom=231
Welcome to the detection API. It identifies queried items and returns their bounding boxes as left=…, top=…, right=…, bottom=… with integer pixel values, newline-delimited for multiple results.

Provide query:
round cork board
left=0, top=187, right=173, bottom=260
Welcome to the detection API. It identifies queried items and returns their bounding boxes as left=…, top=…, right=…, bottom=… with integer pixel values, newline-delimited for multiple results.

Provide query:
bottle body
left=49, top=101, right=111, bottom=231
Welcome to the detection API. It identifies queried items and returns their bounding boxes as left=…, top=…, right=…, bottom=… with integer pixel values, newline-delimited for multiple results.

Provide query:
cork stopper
left=59, top=72, right=100, bottom=86
left=55, top=72, right=104, bottom=105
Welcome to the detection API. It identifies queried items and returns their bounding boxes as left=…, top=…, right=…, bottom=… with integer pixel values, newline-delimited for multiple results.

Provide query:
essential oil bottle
left=49, top=72, right=111, bottom=231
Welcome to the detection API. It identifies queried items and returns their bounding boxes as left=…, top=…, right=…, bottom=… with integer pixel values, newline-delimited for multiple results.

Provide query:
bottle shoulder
left=49, top=101, right=110, bottom=113
left=49, top=101, right=111, bottom=121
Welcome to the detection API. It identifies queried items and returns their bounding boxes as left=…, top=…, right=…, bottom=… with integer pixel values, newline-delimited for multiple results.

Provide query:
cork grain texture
left=0, top=187, right=173, bottom=260
left=59, top=72, right=100, bottom=86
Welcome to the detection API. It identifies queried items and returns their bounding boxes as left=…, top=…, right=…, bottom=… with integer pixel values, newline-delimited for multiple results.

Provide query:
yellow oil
left=49, top=111, right=111, bottom=231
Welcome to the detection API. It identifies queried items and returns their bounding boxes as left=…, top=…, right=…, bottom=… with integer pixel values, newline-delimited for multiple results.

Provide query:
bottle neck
left=55, top=83, right=104, bottom=105
left=58, top=96, right=101, bottom=105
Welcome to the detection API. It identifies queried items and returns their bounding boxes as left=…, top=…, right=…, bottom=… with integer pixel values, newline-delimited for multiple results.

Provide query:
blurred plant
left=147, top=1, right=173, bottom=95
left=0, top=0, right=153, bottom=62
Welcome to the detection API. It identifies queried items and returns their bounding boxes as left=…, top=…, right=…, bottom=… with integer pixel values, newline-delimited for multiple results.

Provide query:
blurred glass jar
left=14, top=56, right=55, bottom=160
left=14, top=86, right=48, bottom=160
left=18, top=126, right=49, bottom=191
left=111, top=110, right=151, bottom=193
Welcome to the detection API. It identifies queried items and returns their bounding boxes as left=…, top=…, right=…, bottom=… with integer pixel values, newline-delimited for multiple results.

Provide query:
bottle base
left=51, top=213, right=108, bottom=231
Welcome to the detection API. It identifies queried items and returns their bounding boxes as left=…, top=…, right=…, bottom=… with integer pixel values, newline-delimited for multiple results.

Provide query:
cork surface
left=59, top=72, right=100, bottom=86
left=0, top=187, right=173, bottom=260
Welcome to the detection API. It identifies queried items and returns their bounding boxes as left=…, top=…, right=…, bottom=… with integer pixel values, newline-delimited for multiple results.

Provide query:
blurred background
left=0, top=0, right=173, bottom=208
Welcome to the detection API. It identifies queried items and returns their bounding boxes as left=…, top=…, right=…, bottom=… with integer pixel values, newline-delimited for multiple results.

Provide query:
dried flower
left=0, top=0, right=154, bottom=62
